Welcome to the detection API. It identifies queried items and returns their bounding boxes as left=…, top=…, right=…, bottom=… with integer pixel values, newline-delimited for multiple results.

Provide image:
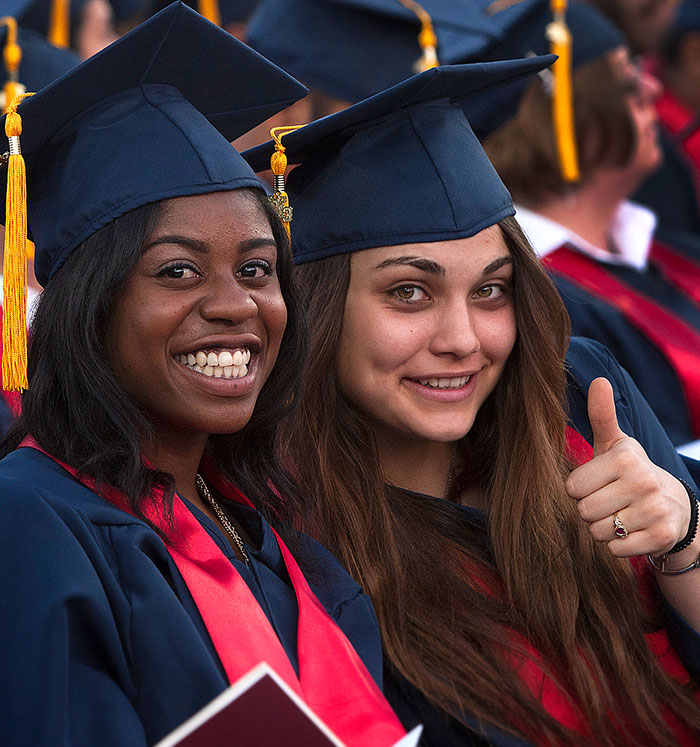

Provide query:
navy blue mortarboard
left=242, top=56, right=552, bottom=264
left=245, top=0, right=524, bottom=104
left=460, top=0, right=623, bottom=139
left=0, top=2, right=306, bottom=390
left=2, top=1, right=306, bottom=285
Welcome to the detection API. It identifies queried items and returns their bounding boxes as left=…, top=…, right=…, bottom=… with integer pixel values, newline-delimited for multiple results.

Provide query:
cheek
left=478, top=308, right=517, bottom=365
left=257, top=290, right=288, bottom=355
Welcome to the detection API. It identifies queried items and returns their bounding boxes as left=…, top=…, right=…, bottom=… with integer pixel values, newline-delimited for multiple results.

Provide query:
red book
left=154, top=662, right=423, bottom=747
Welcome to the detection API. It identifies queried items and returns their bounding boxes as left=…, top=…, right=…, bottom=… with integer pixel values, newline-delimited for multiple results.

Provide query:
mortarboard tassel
left=198, top=0, right=221, bottom=26
left=0, top=18, right=24, bottom=114
left=49, top=0, right=70, bottom=48
left=268, top=125, right=303, bottom=246
left=546, top=0, right=580, bottom=182
left=396, top=0, right=439, bottom=73
left=3, top=92, right=34, bottom=392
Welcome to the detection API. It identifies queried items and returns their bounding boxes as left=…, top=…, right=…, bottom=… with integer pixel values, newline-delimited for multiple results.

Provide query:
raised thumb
left=587, top=377, right=625, bottom=457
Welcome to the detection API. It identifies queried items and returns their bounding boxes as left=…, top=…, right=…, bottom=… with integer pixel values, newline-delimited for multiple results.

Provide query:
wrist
left=669, top=478, right=699, bottom=554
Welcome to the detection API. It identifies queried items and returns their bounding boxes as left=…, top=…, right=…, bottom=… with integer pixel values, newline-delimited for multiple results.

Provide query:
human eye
left=237, top=259, right=273, bottom=279
left=156, top=262, right=200, bottom=280
left=389, top=284, right=429, bottom=304
left=473, top=283, right=509, bottom=301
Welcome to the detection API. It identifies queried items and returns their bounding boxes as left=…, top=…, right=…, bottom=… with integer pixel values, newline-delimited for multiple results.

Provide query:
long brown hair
left=280, top=216, right=700, bottom=745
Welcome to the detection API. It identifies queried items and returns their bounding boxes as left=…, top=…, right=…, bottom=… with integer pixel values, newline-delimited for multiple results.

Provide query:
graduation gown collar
left=17, top=436, right=406, bottom=746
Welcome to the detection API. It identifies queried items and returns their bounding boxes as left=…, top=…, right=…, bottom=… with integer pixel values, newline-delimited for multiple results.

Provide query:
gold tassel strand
left=546, top=0, right=579, bottom=182
left=198, top=0, right=221, bottom=26
left=3, top=92, right=34, bottom=391
left=268, top=125, right=303, bottom=246
left=49, top=0, right=70, bottom=48
left=396, top=0, right=439, bottom=73
left=0, top=18, right=24, bottom=113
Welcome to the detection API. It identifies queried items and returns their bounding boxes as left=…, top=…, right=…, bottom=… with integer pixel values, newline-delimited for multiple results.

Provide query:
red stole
left=543, top=246, right=700, bottom=437
left=651, top=239, right=700, bottom=307
left=18, top=437, right=406, bottom=746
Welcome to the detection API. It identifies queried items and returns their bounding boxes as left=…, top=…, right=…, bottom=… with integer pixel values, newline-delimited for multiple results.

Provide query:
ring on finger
left=613, top=512, right=629, bottom=539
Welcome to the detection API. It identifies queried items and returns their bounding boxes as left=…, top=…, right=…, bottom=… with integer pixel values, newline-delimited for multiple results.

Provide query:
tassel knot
left=267, top=126, right=303, bottom=245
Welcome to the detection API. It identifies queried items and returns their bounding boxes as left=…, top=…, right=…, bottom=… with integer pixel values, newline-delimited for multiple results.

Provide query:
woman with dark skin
left=0, top=7, right=406, bottom=746
left=245, top=59, right=700, bottom=745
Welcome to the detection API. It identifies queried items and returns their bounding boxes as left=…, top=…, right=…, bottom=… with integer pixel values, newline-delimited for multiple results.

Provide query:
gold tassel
left=546, top=0, right=579, bottom=182
left=0, top=17, right=25, bottom=114
left=268, top=125, right=303, bottom=245
left=198, top=0, right=221, bottom=26
left=3, top=92, right=34, bottom=392
left=396, top=0, right=439, bottom=73
left=49, top=0, right=70, bottom=48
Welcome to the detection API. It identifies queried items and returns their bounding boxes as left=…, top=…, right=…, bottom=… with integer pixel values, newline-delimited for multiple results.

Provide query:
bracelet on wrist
left=668, top=477, right=699, bottom=554
left=648, top=551, right=700, bottom=575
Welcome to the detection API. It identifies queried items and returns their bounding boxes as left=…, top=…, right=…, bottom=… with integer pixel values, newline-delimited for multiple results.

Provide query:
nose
left=429, top=300, right=480, bottom=359
left=199, top=274, right=258, bottom=325
left=640, top=69, right=662, bottom=103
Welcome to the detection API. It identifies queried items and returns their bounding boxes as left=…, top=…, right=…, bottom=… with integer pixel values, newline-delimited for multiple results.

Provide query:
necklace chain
left=196, top=474, right=250, bottom=564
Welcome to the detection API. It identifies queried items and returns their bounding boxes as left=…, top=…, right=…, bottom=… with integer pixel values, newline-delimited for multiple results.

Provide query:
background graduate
left=245, top=60, right=700, bottom=745
left=0, top=5, right=406, bottom=745
left=458, top=0, right=700, bottom=453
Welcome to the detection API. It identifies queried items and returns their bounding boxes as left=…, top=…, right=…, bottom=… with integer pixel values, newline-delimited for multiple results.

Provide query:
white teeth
left=416, top=375, right=471, bottom=390
left=176, top=348, right=250, bottom=380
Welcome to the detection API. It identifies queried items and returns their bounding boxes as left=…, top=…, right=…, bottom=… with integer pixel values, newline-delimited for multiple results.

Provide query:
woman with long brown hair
left=244, top=58, right=700, bottom=745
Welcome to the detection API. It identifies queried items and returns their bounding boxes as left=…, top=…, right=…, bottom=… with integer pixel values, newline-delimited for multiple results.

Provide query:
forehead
left=154, top=190, right=272, bottom=235
left=349, top=224, right=511, bottom=275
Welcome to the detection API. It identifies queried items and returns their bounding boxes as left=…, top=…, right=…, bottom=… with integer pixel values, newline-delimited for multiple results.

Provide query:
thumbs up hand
left=566, top=378, right=691, bottom=557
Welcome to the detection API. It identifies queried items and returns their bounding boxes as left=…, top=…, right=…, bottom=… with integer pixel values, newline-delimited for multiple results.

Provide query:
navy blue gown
left=0, top=447, right=382, bottom=747
left=383, top=337, right=700, bottom=746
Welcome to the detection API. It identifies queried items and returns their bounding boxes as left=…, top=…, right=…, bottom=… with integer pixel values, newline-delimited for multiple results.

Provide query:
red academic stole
left=562, top=427, right=699, bottom=743
left=651, top=239, right=700, bottom=307
left=17, top=438, right=406, bottom=747
left=657, top=88, right=700, bottom=176
left=543, top=246, right=700, bottom=438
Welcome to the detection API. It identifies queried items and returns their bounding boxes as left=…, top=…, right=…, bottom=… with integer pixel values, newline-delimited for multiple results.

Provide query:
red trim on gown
left=651, top=239, right=700, bottom=307
left=657, top=88, right=700, bottom=177
left=18, top=437, right=406, bottom=746
left=543, top=246, right=700, bottom=438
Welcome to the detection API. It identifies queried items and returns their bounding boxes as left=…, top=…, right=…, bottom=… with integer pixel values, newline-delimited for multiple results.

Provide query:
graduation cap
left=242, top=55, right=552, bottom=264
left=671, top=0, right=700, bottom=36
left=143, top=0, right=259, bottom=26
left=461, top=0, right=623, bottom=181
left=0, top=1, right=307, bottom=390
left=245, top=0, right=522, bottom=104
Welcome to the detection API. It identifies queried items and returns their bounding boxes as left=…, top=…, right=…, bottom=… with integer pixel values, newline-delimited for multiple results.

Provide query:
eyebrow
left=143, top=235, right=277, bottom=254
left=374, top=256, right=445, bottom=275
left=481, top=256, right=512, bottom=276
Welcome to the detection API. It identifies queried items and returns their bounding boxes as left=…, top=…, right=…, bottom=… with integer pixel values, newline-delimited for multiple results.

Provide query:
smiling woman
left=244, top=56, right=700, bottom=746
left=0, top=5, right=407, bottom=747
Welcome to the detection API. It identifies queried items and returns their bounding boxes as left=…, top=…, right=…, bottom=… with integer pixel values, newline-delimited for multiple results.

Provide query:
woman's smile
left=336, top=224, right=516, bottom=446
left=109, top=190, right=287, bottom=440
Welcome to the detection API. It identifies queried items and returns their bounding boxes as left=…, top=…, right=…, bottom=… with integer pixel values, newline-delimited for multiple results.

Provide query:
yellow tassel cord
left=49, top=0, right=70, bottom=48
left=0, top=18, right=24, bottom=114
left=268, top=125, right=303, bottom=243
left=396, top=0, right=439, bottom=73
left=198, top=0, right=221, bottom=26
left=3, top=92, right=34, bottom=391
left=546, top=0, right=579, bottom=182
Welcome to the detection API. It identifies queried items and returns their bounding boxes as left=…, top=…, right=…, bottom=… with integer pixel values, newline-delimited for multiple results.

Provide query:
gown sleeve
left=0, top=479, right=148, bottom=747
left=566, top=337, right=700, bottom=677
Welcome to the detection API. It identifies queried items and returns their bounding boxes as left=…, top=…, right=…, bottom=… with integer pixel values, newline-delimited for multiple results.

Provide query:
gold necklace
left=196, top=474, right=250, bottom=564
